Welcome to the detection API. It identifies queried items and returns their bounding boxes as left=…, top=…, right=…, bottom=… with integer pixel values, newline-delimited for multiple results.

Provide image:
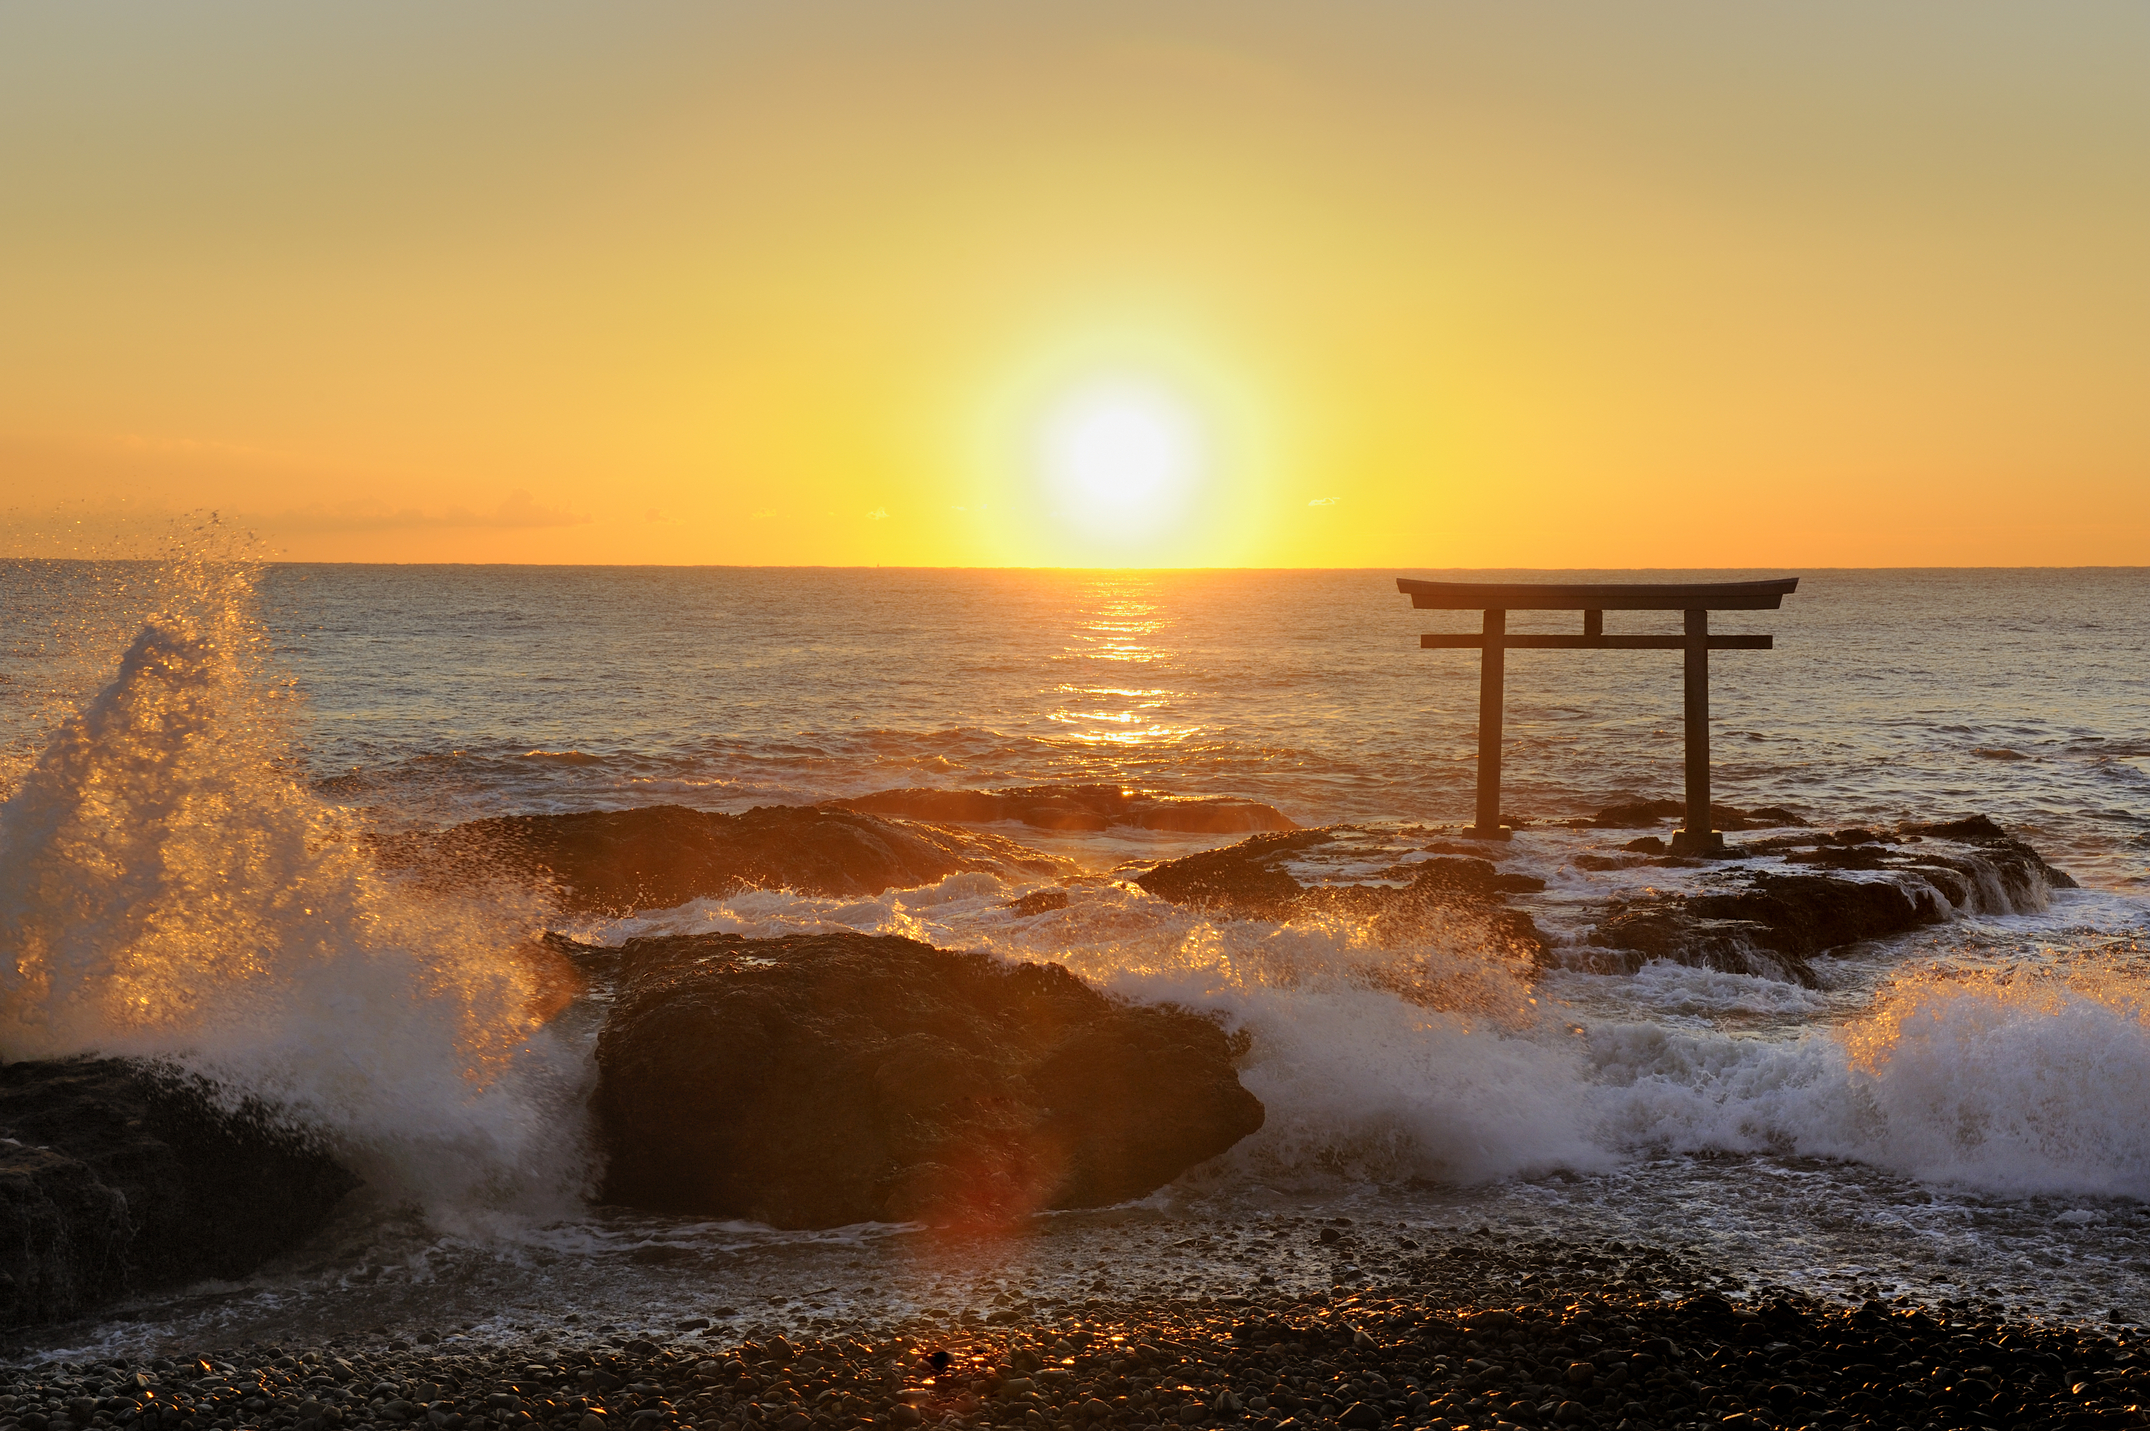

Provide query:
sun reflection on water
left=1046, top=579, right=1201, bottom=752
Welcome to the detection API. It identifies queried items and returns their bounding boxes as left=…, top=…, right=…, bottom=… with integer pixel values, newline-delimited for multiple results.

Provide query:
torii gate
left=1396, top=577, right=1800, bottom=855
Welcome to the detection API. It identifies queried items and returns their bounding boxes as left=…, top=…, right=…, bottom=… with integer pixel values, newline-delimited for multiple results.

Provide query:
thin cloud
left=866, top=507, right=890, bottom=520
left=1307, top=497, right=1339, bottom=507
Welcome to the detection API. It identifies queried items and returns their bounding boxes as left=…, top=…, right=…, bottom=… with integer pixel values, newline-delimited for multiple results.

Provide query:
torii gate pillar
left=1397, top=577, right=1800, bottom=856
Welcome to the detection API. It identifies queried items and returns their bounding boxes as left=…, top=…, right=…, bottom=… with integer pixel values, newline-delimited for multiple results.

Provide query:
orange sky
left=3, top=3, right=2146, bottom=566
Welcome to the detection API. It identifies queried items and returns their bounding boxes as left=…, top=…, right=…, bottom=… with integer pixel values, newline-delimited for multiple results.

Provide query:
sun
left=1039, top=382, right=1206, bottom=541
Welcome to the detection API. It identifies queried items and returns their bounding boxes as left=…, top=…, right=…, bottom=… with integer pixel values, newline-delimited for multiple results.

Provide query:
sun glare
left=1040, top=383, right=1205, bottom=541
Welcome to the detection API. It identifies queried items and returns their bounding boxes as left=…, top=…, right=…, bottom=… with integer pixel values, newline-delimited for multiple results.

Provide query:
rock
left=1581, top=815, right=2077, bottom=984
left=375, top=804, right=1075, bottom=914
left=1132, top=830, right=1550, bottom=957
left=1005, top=888, right=1071, bottom=917
left=0, top=1142, right=129, bottom=1327
left=1132, top=831, right=1326, bottom=917
left=594, top=931, right=1264, bottom=1228
left=0, top=1057, right=359, bottom=1327
left=1584, top=798, right=1807, bottom=831
left=828, top=784, right=1297, bottom=834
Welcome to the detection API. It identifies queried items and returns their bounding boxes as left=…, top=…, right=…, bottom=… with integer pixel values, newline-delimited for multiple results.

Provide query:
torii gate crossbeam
left=1397, top=577, right=1800, bottom=855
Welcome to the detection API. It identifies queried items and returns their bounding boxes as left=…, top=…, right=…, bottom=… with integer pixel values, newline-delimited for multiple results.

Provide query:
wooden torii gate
left=1396, top=577, right=1800, bottom=855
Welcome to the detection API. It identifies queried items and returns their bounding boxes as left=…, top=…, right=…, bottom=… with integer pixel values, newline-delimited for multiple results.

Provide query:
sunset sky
left=3, top=2, right=2145, bottom=567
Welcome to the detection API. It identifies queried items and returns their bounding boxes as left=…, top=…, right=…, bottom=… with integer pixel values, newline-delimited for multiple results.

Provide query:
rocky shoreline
left=1120, top=808, right=2078, bottom=989
left=6, top=1262, right=2144, bottom=1431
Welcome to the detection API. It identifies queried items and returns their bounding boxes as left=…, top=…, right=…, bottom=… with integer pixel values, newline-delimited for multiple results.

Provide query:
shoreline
left=8, top=1261, right=2144, bottom=1431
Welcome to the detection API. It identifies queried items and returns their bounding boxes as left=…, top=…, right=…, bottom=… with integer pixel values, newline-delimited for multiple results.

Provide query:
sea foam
left=0, top=557, right=593, bottom=1227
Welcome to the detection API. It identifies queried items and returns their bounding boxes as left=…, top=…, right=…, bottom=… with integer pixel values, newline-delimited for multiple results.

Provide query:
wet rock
left=594, top=930, right=1264, bottom=1228
left=376, top=803, right=1074, bottom=915
left=829, top=784, right=1297, bottom=834
left=1583, top=799, right=1803, bottom=830
left=1131, top=831, right=1329, bottom=917
left=1131, top=830, right=1550, bottom=957
left=0, top=1142, right=128, bottom=1327
left=0, top=1057, right=359, bottom=1327
left=1585, top=816, right=2076, bottom=985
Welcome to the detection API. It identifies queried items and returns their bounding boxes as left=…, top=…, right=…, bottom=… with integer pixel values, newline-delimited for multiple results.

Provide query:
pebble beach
left=11, top=1228, right=2145, bottom=1431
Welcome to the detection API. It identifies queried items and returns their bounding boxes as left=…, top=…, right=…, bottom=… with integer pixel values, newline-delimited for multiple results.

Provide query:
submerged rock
left=594, top=931, right=1264, bottom=1228
left=827, top=784, right=1297, bottom=834
left=376, top=803, right=1075, bottom=914
left=0, top=1058, right=360, bottom=1327
left=1580, top=798, right=1805, bottom=830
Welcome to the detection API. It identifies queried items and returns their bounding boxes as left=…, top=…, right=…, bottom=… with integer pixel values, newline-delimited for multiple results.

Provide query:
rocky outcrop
left=827, top=785, right=1296, bottom=834
left=1575, top=798, right=1805, bottom=831
left=1583, top=816, right=2077, bottom=985
left=593, top=931, right=1264, bottom=1229
left=1130, top=830, right=1550, bottom=957
left=0, top=1058, right=360, bottom=1327
left=374, top=804, right=1075, bottom=915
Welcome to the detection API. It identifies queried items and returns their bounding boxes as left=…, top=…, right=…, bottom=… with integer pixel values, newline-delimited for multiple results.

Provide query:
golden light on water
left=1049, top=579, right=1199, bottom=750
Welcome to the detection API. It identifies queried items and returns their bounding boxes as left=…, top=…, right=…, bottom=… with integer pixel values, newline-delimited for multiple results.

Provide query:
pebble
left=1, top=1279, right=2144, bottom=1431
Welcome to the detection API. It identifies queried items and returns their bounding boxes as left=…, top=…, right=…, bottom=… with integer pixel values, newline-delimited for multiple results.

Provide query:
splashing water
left=0, top=555, right=594, bottom=1226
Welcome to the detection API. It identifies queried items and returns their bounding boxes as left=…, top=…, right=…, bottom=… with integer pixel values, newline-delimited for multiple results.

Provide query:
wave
left=0, top=555, right=592, bottom=1228
left=1590, top=965, right=2150, bottom=1198
left=605, top=873, right=2150, bottom=1202
left=4, top=556, right=2142, bottom=1253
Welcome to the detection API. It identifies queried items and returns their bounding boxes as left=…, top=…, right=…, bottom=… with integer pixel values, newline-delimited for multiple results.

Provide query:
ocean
left=1, top=559, right=2147, bottom=1361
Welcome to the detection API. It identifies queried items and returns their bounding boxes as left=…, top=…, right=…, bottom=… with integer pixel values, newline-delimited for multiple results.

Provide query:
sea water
left=1, top=559, right=2146, bottom=1359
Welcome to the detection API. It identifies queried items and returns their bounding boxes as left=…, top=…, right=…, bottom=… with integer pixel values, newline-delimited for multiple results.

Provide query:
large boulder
left=374, top=803, right=1075, bottom=914
left=593, top=932, right=1264, bottom=1228
left=828, top=784, right=1296, bottom=834
left=0, top=1058, right=360, bottom=1326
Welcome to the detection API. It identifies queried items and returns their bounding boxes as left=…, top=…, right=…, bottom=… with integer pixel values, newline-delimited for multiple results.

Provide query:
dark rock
left=1133, top=831, right=1547, bottom=944
left=0, top=1142, right=128, bottom=1327
left=1906, top=813, right=2010, bottom=842
left=1587, top=799, right=1802, bottom=831
left=1903, top=815, right=2077, bottom=889
left=1587, top=799, right=1687, bottom=828
left=1588, top=874, right=1930, bottom=986
left=1584, top=817, right=2075, bottom=983
left=1129, top=831, right=1331, bottom=917
left=375, top=803, right=1074, bottom=914
left=828, top=784, right=1296, bottom=834
left=0, top=1058, right=359, bottom=1327
left=593, top=931, right=1264, bottom=1228
left=1004, top=888, right=1071, bottom=917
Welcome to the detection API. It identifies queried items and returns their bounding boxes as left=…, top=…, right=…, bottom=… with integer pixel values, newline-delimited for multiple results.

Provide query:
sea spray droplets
left=0, top=560, right=596, bottom=1225
left=1836, top=967, right=2150, bottom=1195
left=1583, top=963, right=2150, bottom=1196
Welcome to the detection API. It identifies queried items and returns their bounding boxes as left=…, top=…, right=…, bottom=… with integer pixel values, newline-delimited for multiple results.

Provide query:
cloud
left=866, top=507, right=889, bottom=520
left=257, top=489, right=590, bottom=532
left=1307, top=496, right=1339, bottom=507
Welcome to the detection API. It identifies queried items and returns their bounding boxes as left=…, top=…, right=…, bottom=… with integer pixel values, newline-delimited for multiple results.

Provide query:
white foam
left=1585, top=969, right=2150, bottom=1197
left=0, top=558, right=594, bottom=1229
left=601, top=876, right=2150, bottom=1201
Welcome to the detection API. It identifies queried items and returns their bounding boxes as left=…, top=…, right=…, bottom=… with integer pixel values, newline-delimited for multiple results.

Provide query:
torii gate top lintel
left=1397, top=577, right=1798, bottom=611
left=1396, top=576, right=1801, bottom=855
